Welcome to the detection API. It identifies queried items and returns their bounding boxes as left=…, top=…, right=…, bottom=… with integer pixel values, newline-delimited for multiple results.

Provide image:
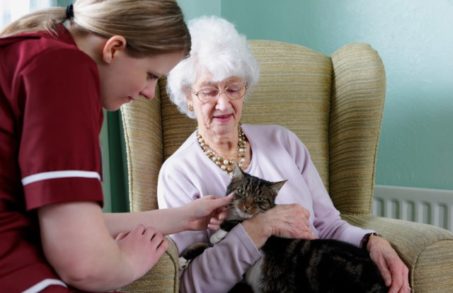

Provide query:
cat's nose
left=244, top=206, right=253, bottom=213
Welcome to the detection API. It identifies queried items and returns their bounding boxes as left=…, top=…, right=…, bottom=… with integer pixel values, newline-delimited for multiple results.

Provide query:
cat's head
left=226, top=165, right=286, bottom=220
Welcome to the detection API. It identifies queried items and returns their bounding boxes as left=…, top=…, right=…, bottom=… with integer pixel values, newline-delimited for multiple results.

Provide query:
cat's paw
left=210, top=229, right=228, bottom=244
left=179, top=257, right=189, bottom=270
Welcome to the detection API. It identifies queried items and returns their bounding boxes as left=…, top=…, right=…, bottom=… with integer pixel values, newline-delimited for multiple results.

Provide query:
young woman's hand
left=115, top=225, right=168, bottom=279
left=39, top=202, right=168, bottom=290
left=183, top=194, right=233, bottom=231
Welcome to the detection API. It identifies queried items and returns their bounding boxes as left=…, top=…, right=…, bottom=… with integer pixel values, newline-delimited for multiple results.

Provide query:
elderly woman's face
left=189, top=71, right=246, bottom=138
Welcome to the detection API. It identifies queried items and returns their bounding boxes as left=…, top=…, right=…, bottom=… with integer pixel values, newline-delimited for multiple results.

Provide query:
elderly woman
left=158, top=16, right=409, bottom=293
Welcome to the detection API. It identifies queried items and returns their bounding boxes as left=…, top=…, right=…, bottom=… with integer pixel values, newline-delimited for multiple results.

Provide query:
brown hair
left=0, top=0, right=190, bottom=57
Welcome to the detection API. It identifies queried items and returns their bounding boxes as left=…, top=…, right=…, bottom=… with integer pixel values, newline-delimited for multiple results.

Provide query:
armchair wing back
left=120, top=40, right=453, bottom=292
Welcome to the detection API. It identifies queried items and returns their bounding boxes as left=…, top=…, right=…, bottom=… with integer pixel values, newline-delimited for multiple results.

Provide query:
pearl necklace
left=196, top=127, right=247, bottom=174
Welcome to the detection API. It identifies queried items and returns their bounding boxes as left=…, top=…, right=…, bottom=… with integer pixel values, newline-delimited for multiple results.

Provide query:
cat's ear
left=271, top=180, right=287, bottom=194
left=231, top=163, right=244, bottom=180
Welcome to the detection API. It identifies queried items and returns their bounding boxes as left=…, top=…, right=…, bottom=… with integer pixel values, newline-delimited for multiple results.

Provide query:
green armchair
left=120, top=40, right=453, bottom=292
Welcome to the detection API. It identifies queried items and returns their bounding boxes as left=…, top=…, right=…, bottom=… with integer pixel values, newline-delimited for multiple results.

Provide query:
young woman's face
left=99, top=50, right=184, bottom=111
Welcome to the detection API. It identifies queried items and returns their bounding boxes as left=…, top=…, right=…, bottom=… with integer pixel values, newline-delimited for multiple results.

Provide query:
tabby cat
left=182, top=165, right=387, bottom=293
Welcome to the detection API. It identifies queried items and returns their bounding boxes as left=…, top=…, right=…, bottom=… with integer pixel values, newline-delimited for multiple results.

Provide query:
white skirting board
left=373, top=185, right=453, bottom=231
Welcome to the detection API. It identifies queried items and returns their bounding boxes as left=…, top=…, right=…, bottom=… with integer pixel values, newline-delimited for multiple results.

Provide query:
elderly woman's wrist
left=361, top=232, right=382, bottom=250
left=242, top=216, right=271, bottom=247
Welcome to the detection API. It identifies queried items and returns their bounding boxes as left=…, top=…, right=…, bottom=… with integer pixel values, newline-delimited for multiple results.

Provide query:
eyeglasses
left=192, top=82, right=247, bottom=103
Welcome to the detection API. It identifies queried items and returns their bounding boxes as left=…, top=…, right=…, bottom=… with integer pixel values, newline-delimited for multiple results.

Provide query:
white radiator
left=373, top=185, right=453, bottom=231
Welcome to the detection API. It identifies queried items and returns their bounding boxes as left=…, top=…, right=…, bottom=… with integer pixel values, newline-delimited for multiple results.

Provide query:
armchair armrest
left=344, top=214, right=453, bottom=293
left=121, top=237, right=180, bottom=293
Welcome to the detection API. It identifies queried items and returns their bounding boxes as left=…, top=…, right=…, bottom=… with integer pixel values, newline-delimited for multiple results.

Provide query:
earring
left=188, top=103, right=194, bottom=112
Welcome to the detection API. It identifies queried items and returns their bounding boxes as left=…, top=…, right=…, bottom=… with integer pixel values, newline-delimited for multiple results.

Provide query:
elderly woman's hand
left=367, top=235, right=411, bottom=293
left=183, top=194, right=233, bottom=231
left=242, top=203, right=316, bottom=248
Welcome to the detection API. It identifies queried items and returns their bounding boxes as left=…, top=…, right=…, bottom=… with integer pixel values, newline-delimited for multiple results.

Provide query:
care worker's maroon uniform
left=0, top=24, right=104, bottom=292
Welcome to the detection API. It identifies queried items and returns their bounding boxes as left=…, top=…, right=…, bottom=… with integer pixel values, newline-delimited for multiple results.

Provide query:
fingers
left=390, top=261, right=403, bottom=289
left=190, top=194, right=233, bottom=219
left=397, top=268, right=410, bottom=293
left=379, top=260, right=392, bottom=288
left=267, top=204, right=315, bottom=239
left=156, top=238, right=169, bottom=255
left=369, top=244, right=393, bottom=288
left=188, top=194, right=233, bottom=230
left=209, top=193, right=234, bottom=210
left=302, top=227, right=317, bottom=240
left=115, top=231, right=128, bottom=240
left=208, top=217, right=222, bottom=229
left=115, top=224, right=145, bottom=240
left=127, top=225, right=167, bottom=249
left=387, top=258, right=410, bottom=293
left=206, top=205, right=230, bottom=230
left=114, top=224, right=168, bottom=278
left=368, top=237, right=410, bottom=293
left=143, top=227, right=164, bottom=244
left=214, top=206, right=228, bottom=221
left=143, top=228, right=168, bottom=266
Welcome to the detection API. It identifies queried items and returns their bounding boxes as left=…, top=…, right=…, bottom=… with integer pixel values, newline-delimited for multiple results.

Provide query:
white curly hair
left=166, top=15, right=260, bottom=118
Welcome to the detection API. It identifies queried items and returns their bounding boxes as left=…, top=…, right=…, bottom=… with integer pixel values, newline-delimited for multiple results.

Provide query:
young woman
left=0, top=1, right=231, bottom=292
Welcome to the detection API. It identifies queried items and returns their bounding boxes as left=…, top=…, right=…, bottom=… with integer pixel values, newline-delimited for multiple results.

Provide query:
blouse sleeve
left=283, top=128, right=372, bottom=247
left=157, top=158, right=262, bottom=293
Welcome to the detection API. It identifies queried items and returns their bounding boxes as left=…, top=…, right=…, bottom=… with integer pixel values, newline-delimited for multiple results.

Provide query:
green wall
left=179, top=0, right=453, bottom=190
left=178, top=0, right=221, bottom=18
